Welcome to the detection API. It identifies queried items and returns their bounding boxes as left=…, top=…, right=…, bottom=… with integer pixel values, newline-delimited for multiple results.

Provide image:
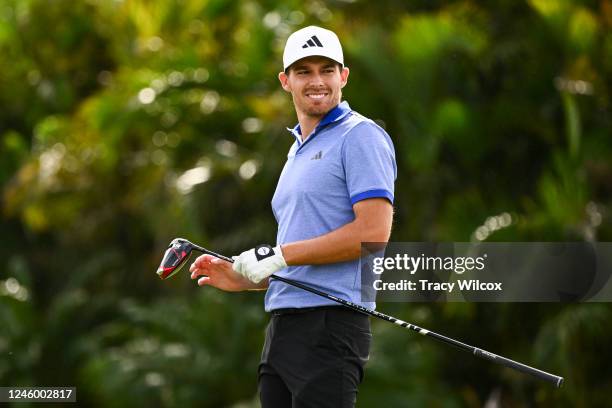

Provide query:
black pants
left=258, top=306, right=372, bottom=408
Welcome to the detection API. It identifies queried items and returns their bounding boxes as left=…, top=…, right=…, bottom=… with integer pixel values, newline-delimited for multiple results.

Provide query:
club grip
left=473, top=348, right=563, bottom=387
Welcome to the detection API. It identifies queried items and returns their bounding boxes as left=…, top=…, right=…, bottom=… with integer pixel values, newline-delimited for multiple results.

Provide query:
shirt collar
left=287, top=101, right=352, bottom=145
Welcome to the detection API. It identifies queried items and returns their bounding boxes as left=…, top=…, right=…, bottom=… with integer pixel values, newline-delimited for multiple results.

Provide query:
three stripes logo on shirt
left=310, top=151, right=323, bottom=160
left=302, top=35, right=323, bottom=48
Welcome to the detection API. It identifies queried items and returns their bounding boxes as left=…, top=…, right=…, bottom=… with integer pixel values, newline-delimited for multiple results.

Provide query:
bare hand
left=189, top=254, right=265, bottom=292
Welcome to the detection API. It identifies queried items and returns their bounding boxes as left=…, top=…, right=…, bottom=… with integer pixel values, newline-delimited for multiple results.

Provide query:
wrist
left=247, top=277, right=270, bottom=291
left=278, top=243, right=293, bottom=266
left=233, top=244, right=287, bottom=284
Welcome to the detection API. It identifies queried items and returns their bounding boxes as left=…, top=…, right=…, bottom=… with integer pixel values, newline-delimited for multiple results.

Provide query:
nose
left=308, top=72, right=325, bottom=87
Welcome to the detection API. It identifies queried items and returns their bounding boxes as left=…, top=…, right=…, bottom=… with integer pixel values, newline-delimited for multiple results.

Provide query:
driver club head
left=156, top=238, right=195, bottom=280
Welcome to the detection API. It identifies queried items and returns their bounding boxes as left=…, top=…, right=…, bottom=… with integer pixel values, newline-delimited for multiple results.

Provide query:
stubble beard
left=297, top=92, right=341, bottom=118
left=304, top=104, right=328, bottom=117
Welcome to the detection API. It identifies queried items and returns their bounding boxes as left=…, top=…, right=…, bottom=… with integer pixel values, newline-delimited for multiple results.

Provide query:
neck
left=295, top=101, right=342, bottom=142
left=296, top=112, right=324, bottom=142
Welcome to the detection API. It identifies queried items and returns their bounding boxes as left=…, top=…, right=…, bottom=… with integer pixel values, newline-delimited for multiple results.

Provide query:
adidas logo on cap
left=283, top=26, right=344, bottom=71
left=302, top=35, right=323, bottom=48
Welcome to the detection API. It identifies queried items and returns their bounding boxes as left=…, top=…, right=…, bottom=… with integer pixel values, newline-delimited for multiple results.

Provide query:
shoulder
left=339, top=111, right=394, bottom=150
left=335, top=111, right=391, bottom=143
left=342, top=111, right=385, bottom=133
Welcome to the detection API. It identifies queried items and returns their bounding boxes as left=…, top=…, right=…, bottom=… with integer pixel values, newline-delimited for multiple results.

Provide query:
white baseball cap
left=282, top=26, right=344, bottom=71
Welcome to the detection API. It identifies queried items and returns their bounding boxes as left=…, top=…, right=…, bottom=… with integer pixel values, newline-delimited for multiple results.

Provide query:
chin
left=305, top=107, right=327, bottom=116
left=304, top=101, right=334, bottom=116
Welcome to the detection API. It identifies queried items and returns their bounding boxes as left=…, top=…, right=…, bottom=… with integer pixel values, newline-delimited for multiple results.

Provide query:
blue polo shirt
left=266, top=101, right=397, bottom=312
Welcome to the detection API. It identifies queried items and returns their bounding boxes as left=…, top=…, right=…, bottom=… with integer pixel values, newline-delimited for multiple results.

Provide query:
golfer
left=190, top=25, right=396, bottom=407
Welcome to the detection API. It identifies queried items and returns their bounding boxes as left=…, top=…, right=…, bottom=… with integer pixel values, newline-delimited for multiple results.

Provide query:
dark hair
left=284, top=62, right=343, bottom=75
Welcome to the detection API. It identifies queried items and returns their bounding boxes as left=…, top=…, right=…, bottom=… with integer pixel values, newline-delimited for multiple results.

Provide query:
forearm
left=281, top=222, right=363, bottom=265
left=281, top=199, right=393, bottom=265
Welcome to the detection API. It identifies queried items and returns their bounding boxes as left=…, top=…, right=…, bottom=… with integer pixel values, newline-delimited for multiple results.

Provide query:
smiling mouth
left=306, top=92, right=329, bottom=100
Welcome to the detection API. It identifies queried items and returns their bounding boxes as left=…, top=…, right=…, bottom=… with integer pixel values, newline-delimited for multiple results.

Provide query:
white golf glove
left=232, top=244, right=287, bottom=284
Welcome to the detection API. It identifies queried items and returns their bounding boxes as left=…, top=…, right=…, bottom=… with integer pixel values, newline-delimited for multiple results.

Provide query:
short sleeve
left=341, top=121, right=397, bottom=205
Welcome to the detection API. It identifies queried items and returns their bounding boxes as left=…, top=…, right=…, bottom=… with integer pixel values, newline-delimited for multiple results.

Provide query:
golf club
left=156, top=238, right=564, bottom=387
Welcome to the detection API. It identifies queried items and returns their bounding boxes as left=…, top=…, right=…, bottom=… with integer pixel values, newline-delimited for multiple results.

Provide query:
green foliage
left=1, top=0, right=611, bottom=406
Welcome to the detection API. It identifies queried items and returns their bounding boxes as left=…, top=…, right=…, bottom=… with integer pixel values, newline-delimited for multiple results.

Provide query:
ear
left=278, top=71, right=291, bottom=92
left=340, top=66, right=350, bottom=89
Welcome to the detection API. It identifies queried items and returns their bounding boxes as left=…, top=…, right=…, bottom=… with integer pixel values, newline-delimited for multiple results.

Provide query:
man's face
left=278, top=56, right=349, bottom=118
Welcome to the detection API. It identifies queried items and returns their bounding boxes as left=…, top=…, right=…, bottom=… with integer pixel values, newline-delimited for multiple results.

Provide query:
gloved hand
left=232, top=244, right=287, bottom=284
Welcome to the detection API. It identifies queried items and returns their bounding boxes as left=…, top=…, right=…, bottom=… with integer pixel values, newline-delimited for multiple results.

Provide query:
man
left=189, top=26, right=396, bottom=407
